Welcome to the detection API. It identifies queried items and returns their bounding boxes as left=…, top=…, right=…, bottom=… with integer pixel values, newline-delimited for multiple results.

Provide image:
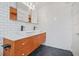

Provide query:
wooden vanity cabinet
left=3, top=33, right=46, bottom=56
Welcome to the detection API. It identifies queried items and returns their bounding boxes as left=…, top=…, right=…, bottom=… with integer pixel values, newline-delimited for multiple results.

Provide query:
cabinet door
left=34, top=33, right=46, bottom=44
left=14, top=37, right=34, bottom=56
left=32, top=33, right=46, bottom=49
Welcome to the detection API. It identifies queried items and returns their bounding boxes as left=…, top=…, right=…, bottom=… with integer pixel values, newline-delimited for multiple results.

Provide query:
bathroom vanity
left=3, top=32, right=46, bottom=56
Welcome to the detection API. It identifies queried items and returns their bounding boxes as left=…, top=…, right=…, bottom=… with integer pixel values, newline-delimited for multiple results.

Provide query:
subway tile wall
left=0, top=2, right=38, bottom=36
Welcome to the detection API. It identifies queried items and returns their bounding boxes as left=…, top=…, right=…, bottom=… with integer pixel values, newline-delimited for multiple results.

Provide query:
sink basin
left=1, top=30, right=44, bottom=41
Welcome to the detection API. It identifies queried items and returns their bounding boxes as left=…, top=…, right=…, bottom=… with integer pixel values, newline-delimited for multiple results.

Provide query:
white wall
left=38, top=2, right=79, bottom=55
left=38, top=2, right=73, bottom=50
left=71, top=3, right=79, bottom=56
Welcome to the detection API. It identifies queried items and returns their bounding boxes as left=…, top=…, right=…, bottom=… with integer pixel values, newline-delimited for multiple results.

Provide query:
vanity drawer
left=14, top=42, right=34, bottom=56
left=34, top=33, right=46, bottom=44
left=32, top=33, right=46, bottom=50
left=14, top=47, right=26, bottom=56
left=14, top=37, right=33, bottom=49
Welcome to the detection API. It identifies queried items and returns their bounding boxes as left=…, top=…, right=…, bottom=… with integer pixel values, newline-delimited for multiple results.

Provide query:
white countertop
left=2, top=30, right=45, bottom=41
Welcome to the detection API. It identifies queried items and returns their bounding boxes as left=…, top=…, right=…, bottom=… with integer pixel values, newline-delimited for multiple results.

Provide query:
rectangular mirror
left=16, top=2, right=38, bottom=24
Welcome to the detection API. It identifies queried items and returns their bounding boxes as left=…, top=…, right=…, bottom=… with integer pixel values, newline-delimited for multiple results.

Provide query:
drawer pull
left=22, top=43, right=25, bottom=45
left=22, top=53, right=25, bottom=55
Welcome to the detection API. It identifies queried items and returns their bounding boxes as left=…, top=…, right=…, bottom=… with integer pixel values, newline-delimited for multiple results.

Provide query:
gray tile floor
left=29, top=45, right=73, bottom=56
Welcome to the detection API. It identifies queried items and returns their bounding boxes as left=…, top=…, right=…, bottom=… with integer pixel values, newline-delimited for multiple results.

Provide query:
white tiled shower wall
left=0, top=2, right=37, bottom=35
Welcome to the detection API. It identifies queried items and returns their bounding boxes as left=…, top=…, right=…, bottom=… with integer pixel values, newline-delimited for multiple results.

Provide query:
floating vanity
left=0, top=2, right=45, bottom=56
left=3, top=31, right=46, bottom=56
